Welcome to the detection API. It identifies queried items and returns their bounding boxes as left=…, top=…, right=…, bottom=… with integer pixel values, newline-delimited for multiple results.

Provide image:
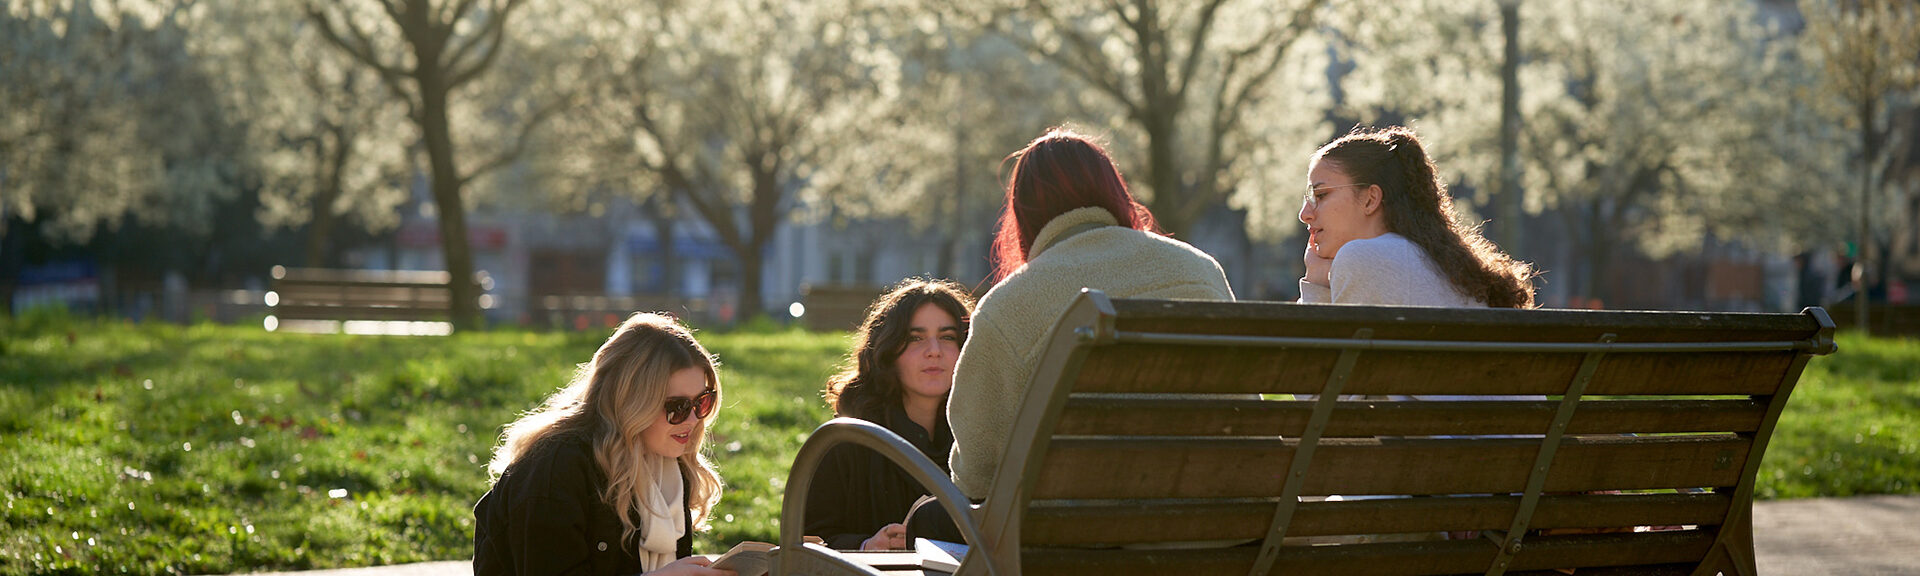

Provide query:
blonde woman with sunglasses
left=475, top=313, right=734, bottom=576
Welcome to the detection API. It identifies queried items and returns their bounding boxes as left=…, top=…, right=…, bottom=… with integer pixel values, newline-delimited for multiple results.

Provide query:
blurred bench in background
left=800, top=284, right=887, bottom=332
left=265, top=266, right=491, bottom=335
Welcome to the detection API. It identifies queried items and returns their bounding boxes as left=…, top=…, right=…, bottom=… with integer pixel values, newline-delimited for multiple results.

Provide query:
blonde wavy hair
left=487, top=313, right=725, bottom=550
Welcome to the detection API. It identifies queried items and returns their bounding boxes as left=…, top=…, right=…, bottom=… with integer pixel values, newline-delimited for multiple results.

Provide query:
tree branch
left=305, top=3, right=411, bottom=79
left=458, top=96, right=566, bottom=187
left=1172, top=0, right=1229, bottom=103
left=304, top=3, right=422, bottom=119
left=1102, top=0, right=1135, bottom=31
left=438, top=0, right=482, bottom=37
left=1194, top=0, right=1320, bottom=217
left=1015, top=0, right=1141, bottom=115
left=378, top=0, right=406, bottom=28
left=446, top=0, right=523, bottom=89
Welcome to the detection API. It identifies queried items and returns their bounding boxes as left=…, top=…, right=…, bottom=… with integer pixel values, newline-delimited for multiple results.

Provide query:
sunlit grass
left=1760, top=331, right=1920, bottom=499
left=0, top=309, right=843, bottom=574
left=0, top=311, right=1913, bottom=573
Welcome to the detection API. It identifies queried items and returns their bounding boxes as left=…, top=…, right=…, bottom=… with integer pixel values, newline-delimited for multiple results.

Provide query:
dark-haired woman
left=1298, top=125, right=1536, bottom=308
left=804, top=278, right=976, bottom=550
left=946, top=128, right=1234, bottom=499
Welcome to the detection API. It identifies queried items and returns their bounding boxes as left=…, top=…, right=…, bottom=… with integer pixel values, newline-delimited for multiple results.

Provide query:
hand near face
left=1304, top=243, right=1333, bottom=287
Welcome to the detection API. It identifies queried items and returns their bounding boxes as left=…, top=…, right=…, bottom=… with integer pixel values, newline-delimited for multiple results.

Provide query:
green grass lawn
left=0, top=311, right=1915, bottom=574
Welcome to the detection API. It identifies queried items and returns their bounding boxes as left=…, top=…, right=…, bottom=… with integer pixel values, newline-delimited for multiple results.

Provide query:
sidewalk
left=247, top=495, right=1920, bottom=576
left=1752, top=494, right=1920, bottom=575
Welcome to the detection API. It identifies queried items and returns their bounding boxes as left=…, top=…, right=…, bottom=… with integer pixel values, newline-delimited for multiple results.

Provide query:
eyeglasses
left=1304, top=183, right=1372, bottom=208
left=663, top=388, right=717, bottom=425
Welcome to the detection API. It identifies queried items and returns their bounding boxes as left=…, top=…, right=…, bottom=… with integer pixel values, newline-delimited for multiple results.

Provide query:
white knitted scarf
left=635, top=458, right=685, bottom=571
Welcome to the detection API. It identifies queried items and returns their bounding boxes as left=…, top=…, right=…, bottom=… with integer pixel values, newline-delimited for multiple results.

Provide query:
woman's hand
left=1303, top=244, right=1333, bottom=287
left=861, top=523, right=907, bottom=551
left=648, top=555, right=735, bottom=576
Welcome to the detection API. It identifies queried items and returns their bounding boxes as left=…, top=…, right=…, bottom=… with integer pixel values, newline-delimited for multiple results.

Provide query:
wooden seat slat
left=273, top=295, right=454, bottom=308
left=275, top=268, right=452, bottom=284
left=274, top=285, right=452, bottom=299
left=267, top=304, right=455, bottom=322
left=1022, top=493, right=1735, bottom=546
left=1019, top=531, right=1714, bottom=576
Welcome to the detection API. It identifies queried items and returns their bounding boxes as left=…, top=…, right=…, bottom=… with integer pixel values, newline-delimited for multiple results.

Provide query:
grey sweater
left=1298, top=233, right=1481, bottom=307
left=1299, top=233, right=1536, bottom=404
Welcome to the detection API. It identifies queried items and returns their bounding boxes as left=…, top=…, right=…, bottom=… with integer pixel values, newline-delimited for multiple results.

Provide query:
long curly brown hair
left=1316, top=126, right=1538, bottom=308
left=824, top=278, right=975, bottom=420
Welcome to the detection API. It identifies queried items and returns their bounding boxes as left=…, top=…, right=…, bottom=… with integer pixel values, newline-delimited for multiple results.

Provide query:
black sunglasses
left=663, top=388, right=717, bottom=425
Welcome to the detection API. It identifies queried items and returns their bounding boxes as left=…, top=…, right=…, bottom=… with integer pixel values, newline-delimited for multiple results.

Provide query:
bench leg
left=1691, top=523, right=1757, bottom=576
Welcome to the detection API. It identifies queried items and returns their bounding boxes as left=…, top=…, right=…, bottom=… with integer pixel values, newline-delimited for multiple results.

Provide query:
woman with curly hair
left=803, top=278, right=976, bottom=550
left=1298, top=125, right=1537, bottom=308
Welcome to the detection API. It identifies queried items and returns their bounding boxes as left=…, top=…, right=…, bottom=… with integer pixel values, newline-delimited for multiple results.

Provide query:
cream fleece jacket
left=1298, top=233, right=1481, bottom=307
left=946, top=207, right=1235, bottom=497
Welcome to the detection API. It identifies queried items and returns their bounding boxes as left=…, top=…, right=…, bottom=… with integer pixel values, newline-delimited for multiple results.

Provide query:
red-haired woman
left=945, top=128, right=1235, bottom=499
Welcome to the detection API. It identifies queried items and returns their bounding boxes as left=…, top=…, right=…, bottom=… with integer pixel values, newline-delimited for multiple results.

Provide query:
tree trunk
left=420, top=80, right=481, bottom=331
left=733, top=160, right=785, bottom=322
left=1583, top=198, right=1613, bottom=306
left=646, top=195, right=680, bottom=299
left=937, top=122, right=965, bottom=279
left=735, top=240, right=764, bottom=323
left=304, top=128, right=350, bottom=268
left=1857, top=99, right=1876, bottom=334
left=1143, top=110, right=1190, bottom=236
left=1497, top=1, right=1524, bottom=255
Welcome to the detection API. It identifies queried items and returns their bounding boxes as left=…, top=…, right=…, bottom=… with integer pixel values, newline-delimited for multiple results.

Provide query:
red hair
left=989, top=128, right=1159, bottom=282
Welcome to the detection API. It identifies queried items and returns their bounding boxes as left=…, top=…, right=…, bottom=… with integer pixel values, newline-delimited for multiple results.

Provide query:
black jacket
left=802, top=404, right=953, bottom=550
left=474, top=432, right=693, bottom=576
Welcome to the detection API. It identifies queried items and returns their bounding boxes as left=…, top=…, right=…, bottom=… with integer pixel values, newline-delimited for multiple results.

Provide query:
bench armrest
left=779, top=417, right=991, bottom=575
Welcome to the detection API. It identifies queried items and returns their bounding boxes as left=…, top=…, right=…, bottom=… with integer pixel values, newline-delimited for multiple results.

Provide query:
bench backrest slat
left=1073, top=346, right=1798, bottom=396
left=1056, top=398, right=1770, bottom=437
left=1034, top=435, right=1752, bottom=499
left=970, top=291, right=1834, bottom=576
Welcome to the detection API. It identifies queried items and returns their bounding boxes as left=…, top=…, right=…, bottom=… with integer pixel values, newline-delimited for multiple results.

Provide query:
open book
left=835, top=541, right=962, bottom=574
left=708, top=541, right=775, bottom=576
left=706, top=538, right=964, bottom=575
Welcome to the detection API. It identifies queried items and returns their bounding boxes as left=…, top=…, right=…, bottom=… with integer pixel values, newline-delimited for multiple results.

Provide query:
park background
left=3, top=0, right=1919, bottom=573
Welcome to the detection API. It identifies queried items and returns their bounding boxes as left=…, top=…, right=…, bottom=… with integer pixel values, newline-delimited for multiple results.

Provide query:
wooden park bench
left=799, top=284, right=889, bottom=332
left=1827, top=300, right=1920, bottom=337
left=264, top=266, right=491, bottom=335
left=774, top=289, right=1837, bottom=576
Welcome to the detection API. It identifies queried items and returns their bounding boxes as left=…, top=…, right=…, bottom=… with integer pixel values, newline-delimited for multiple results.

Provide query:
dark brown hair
left=1316, top=126, right=1537, bottom=308
left=824, top=278, right=976, bottom=420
